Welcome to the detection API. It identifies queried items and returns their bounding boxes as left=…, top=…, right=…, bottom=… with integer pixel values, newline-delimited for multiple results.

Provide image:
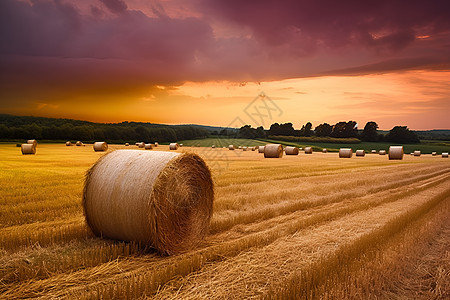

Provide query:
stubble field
left=0, top=143, right=449, bottom=299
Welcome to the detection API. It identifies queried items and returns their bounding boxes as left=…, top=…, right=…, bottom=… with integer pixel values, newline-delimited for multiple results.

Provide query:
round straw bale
left=125, top=143, right=129, bottom=146
left=410, top=153, right=414, bottom=156
left=371, top=150, right=377, bottom=154
left=432, top=152, right=436, bottom=156
left=76, top=141, right=82, bottom=146
left=229, top=145, right=235, bottom=150
left=211, top=145, right=215, bottom=148
left=251, top=147, right=256, bottom=151
left=379, top=150, right=386, bottom=155
left=304, top=147, right=312, bottom=154
left=169, top=143, right=179, bottom=150
left=27, top=139, right=37, bottom=148
left=299, top=147, right=303, bottom=150
left=66, top=141, right=72, bottom=146
left=414, top=150, right=421, bottom=156
left=145, top=143, right=153, bottom=150
left=21, top=143, right=36, bottom=155
left=388, top=146, right=404, bottom=160
left=93, top=142, right=108, bottom=152
left=264, top=144, right=283, bottom=158
left=355, top=150, right=365, bottom=157
left=238, top=146, right=242, bottom=149
left=138, top=142, right=145, bottom=148
left=322, top=149, right=327, bottom=153
left=339, top=148, right=353, bottom=158
left=179, top=144, right=183, bottom=147
left=242, top=146, right=248, bottom=151
left=135, top=143, right=139, bottom=146
left=285, top=146, right=299, bottom=155
left=442, top=152, right=448, bottom=158
left=258, top=146, right=265, bottom=153
left=83, top=150, right=213, bottom=255
left=154, top=142, right=159, bottom=147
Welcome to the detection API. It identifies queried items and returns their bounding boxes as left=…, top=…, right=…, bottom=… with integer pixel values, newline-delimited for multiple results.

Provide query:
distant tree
left=331, top=121, right=358, bottom=138
left=255, top=126, right=266, bottom=138
left=269, top=123, right=281, bottom=136
left=299, top=122, right=313, bottom=137
left=385, top=126, right=420, bottom=143
left=314, top=123, right=333, bottom=137
left=361, top=121, right=379, bottom=142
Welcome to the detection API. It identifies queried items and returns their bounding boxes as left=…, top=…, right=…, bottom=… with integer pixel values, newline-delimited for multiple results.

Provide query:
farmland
left=0, top=143, right=449, bottom=299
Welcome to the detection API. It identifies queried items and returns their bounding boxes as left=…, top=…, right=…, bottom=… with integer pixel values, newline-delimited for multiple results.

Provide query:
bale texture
left=285, top=146, right=299, bottom=155
left=442, top=152, right=449, bottom=158
left=145, top=143, right=153, bottom=150
left=228, top=145, right=235, bottom=150
left=66, top=141, right=72, bottom=146
left=322, top=149, right=327, bottom=153
left=339, top=148, right=353, bottom=158
left=304, top=147, right=313, bottom=154
left=258, top=146, right=265, bottom=153
left=414, top=150, right=421, bottom=156
left=379, top=150, right=386, bottom=155
left=83, top=150, right=214, bottom=255
left=169, top=143, right=179, bottom=150
left=389, top=146, right=404, bottom=160
left=93, top=142, right=108, bottom=152
left=21, top=144, right=36, bottom=155
left=76, top=141, right=82, bottom=146
left=27, top=140, right=37, bottom=147
left=264, top=144, right=283, bottom=158
left=355, top=150, right=365, bottom=157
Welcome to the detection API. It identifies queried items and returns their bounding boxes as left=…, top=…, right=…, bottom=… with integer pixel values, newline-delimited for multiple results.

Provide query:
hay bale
left=76, top=141, right=82, bottom=146
left=66, top=141, right=72, bottom=146
left=138, top=142, right=145, bottom=148
left=27, top=139, right=37, bottom=148
left=229, top=145, right=235, bottom=150
left=211, top=145, right=215, bottom=148
left=93, top=142, right=108, bottom=152
left=379, top=150, right=386, bottom=155
left=179, top=144, right=183, bottom=147
left=83, top=150, right=214, bottom=255
left=410, top=153, right=414, bottom=156
left=432, top=152, right=437, bottom=156
left=144, top=143, right=153, bottom=150
left=169, top=143, right=179, bottom=150
left=339, top=148, right=353, bottom=158
left=355, top=150, right=365, bottom=157
left=21, top=143, right=36, bottom=155
left=264, top=144, right=283, bottom=158
left=414, top=150, right=421, bottom=157
left=125, top=143, right=129, bottom=146
left=388, top=146, right=404, bottom=160
left=238, top=146, right=242, bottom=149
left=251, top=147, right=256, bottom=151
left=242, top=146, right=248, bottom=151
left=154, top=142, right=159, bottom=147
left=135, top=143, right=139, bottom=146
left=304, top=147, right=312, bottom=154
left=322, top=149, right=327, bottom=153
left=442, top=152, right=448, bottom=158
left=371, top=150, right=377, bottom=154
left=299, top=148, right=303, bottom=151
left=258, top=146, right=265, bottom=153
left=285, top=146, right=299, bottom=155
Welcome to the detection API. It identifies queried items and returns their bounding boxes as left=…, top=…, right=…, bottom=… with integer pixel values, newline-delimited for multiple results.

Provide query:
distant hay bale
left=138, top=142, right=145, bottom=148
left=322, top=149, right=327, bottom=153
left=66, top=141, right=72, bottom=146
left=414, top=150, right=421, bottom=156
left=125, top=143, right=129, bottom=146
left=238, top=146, right=242, bottom=149
left=242, top=146, right=248, bottom=151
left=27, top=139, right=37, bottom=148
left=251, top=147, right=256, bottom=151
left=388, top=146, right=404, bottom=160
left=76, top=141, right=82, bottom=146
left=135, top=143, right=139, bottom=146
left=339, top=148, right=353, bottom=158
left=304, top=147, right=312, bottom=154
left=211, top=145, right=215, bottom=148
left=264, top=144, right=283, bottom=158
left=379, top=150, right=386, bottom=155
left=21, top=143, right=36, bottom=155
left=299, top=148, right=303, bottom=151
left=355, top=149, right=365, bottom=157
left=93, top=142, right=108, bottom=152
left=179, top=144, right=183, bottom=147
left=410, top=153, right=414, bottom=156
left=285, top=146, right=299, bottom=155
left=144, top=143, right=153, bottom=150
left=371, top=150, right=377, bottom=154
left=229, top=145, right=235, bottom=150
left=258, top=146, right=265, bottom=153
left=83, top=150, right=214, bottom=255
left=432, top=152, right=437, bottom=156
left=169, top=143, right=179, bottom=150
left=154, top=142, right=159, bottom=147
left=442, top=152, right=448, bottom=158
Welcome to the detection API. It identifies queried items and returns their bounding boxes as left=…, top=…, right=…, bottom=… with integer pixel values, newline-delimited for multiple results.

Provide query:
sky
left=1, top=0, right=449, bottom=130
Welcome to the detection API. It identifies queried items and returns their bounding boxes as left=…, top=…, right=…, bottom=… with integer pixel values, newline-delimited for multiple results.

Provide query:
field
left=1, top=143, right=449, bottom=299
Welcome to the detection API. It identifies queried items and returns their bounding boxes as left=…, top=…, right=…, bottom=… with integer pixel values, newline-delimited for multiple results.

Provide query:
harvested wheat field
left=0, top=144, right=449, bottom=299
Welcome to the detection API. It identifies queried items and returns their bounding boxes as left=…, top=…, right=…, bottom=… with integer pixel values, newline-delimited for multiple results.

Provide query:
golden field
left=0, top=143, right=449, bottom=299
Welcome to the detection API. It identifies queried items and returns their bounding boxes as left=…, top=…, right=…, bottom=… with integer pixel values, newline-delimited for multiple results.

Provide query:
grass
left=0, top=143, right=449, bottom=299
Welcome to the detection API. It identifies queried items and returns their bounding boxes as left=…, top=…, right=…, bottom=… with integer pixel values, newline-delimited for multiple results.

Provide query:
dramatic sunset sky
left=1, top=0, right=449, bottom=130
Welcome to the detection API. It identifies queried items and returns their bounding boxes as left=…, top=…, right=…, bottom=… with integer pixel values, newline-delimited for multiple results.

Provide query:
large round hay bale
left=304, top=147, right=312, bottom=154
left=169, top=143, right=179, bottom=150
left=285, top=146, right=299, bottom=155
left=431, top=152, right=437, bottom=156
left=27, top=139, right=37, bottom=148
left=379, top=150, right=386, bottom=155
left=66, top=141, right=72, bottom=146
left=144, top=143, right=153, bottom=150
left=83, top=150, right=214, bottom=255
left=21, top=143, right=36, bottom=155
left=93, top=142, right=108, bottom=152
left=414, top=150, right=421, bottom=156
left=125, top=143, right=129, bottom=146
left=138, top=142, right=145, bottom=148
left=339, top=148, right=353, bottom=158
left=258, top=146, right=265, bottom=153
left=264, top=144, right=283, bottom=158
left=371, top=150, right=377, bottom=154
left=355, top=149, right=365, bottom=157
left=229, top=145, right=235, bottom=150
left=388, top=146, right=404, bottom=160
left=322, top=149, right=327, bottom=153
left=442, top=152, right=449, bottom=158
left=76, top=141, right=82, bottom=146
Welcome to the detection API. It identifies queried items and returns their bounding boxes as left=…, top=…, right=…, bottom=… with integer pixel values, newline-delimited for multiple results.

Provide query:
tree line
left=0, top=114, right=208, bottom=143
